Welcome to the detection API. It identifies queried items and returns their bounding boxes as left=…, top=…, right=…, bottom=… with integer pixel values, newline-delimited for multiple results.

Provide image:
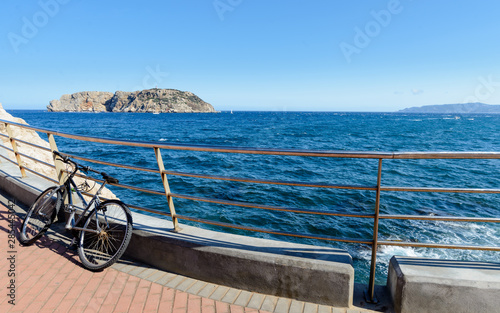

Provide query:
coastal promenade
left=0, top=161, right=387, bottom=313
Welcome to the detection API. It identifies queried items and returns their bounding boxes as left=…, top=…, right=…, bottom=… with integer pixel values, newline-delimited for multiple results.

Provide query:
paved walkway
left=0, top=201, right=268, bottom=313
left=0, top=197, right=386, bottom=313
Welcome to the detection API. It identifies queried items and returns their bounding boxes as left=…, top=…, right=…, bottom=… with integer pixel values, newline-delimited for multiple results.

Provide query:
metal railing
left=0, top=118, right=499, bottom=302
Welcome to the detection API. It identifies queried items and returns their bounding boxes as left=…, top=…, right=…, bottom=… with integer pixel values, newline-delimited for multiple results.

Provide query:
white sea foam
left=379, top=245, right=421, bottom=258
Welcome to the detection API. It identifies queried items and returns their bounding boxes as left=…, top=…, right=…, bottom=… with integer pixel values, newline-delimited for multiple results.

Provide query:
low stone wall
left=128, top=219, right=354, bottom=307
left=387, top=256, right=500, bottom=313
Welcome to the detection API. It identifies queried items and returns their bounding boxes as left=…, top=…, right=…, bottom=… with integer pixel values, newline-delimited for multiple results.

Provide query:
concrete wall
left=388, top=256, right=500, bottom=313
left=128, top=223, right=354, bottom=307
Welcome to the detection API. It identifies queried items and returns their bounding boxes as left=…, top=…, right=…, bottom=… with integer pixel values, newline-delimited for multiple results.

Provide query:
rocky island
left=47, top=89, right=217, bottom=113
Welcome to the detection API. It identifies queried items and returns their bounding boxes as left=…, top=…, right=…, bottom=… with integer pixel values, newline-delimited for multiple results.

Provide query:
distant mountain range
left=398, top=103, right=500, bottom=114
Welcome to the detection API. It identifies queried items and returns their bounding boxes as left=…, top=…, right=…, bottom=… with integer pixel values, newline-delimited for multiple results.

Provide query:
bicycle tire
left=19, top=186, right=62, bottom=245
left=77, top=200, right=133, bottom=271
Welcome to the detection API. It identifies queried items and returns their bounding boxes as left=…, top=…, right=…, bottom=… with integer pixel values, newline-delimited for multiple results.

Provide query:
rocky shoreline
left=47, top=89, right=217, bottom=113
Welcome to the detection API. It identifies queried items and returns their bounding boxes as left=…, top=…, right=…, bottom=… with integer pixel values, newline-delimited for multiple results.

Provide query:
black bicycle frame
left=60, top=165, right=106, bottom=234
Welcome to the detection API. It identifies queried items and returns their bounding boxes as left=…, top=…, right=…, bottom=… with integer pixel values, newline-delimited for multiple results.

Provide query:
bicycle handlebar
left=53, top=151, right=119, bottom=184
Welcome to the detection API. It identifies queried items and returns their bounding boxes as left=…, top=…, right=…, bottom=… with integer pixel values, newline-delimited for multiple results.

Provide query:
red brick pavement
left=0, top=203, right=271, bottom=313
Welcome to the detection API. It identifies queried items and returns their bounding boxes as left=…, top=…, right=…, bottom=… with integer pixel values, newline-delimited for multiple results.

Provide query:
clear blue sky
left=1, top=0, right=500, bottom=111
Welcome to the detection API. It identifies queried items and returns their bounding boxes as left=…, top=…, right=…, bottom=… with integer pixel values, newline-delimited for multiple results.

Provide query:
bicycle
left=19, top=151, right=133, bottom=271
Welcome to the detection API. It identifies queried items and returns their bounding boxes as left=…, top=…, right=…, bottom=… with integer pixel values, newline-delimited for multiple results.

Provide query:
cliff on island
left=398, top=102, right=500, bottom=114
left=47, top=89, right=217, bottom=113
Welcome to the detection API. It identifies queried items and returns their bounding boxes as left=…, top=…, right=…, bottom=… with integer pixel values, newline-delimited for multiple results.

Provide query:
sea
left=7, top=110, right=500, bottom=285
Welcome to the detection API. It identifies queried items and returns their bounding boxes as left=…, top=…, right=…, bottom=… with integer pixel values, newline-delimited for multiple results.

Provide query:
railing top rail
left=2, top=118, right=500, bottom=159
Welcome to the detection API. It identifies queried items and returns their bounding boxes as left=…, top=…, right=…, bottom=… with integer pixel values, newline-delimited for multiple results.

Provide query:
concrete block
left=388, top=256, right=500, bottom=313
left=234, top=290, right=253, bottom=307
left=247, top=293, right=266, bottom=309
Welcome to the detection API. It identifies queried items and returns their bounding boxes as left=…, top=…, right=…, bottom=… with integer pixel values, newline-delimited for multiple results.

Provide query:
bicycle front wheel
left=20, top=186, right=62, bottom=245
left=78, top=200, right=133, bottom=271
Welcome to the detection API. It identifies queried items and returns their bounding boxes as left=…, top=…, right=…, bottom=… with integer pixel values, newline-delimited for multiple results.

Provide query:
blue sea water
left=8, top=110, right=500, bottom=284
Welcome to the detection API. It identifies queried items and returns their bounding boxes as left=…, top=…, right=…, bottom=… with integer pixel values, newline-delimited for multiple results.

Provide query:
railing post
left=5, top=123, right=26, bottom=177
left=367, top=158, right=383, bottom=303
left=154, top=147, right=180, bottom=231
left=48, top=133, right=67, bottom=185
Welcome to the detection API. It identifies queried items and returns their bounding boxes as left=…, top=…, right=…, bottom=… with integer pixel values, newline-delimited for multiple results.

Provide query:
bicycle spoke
left=20, top=187, right=61, bottom=245
left=78, top=200, right=133, bottom=271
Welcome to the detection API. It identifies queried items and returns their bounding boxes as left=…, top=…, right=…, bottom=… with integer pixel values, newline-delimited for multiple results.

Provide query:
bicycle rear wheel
left=20, top=186, right=62, bottom=245
left=77, top=200, right=133, bottom=271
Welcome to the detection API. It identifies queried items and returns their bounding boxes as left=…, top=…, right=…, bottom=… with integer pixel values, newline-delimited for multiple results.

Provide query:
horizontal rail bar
left=392, top=151, right=500, bottom=159
left=65, top=152, right=159, bottom=174
left=0, top=133, right=9, bottom=139
left=73, top=169, right=375, bottom=219
left=74, top=190, right=172, bottom=218
left=23, top=166, right=58, bottom=184
left=163, top=170, right=377, bottom=191
left=12, top=137, right=51, bottom=152
left=72, top=172, right=165, bottom=196
left=171, top=193, right=375, bottom=218
left=177, top=214, right=373, bottom=244
left=127, top=204, right=172, bottom=217
left=378, top=240, right=500, bottom=251
left=0, top=145, right=15, bottom=153
left=66, top=174, right=377, bottom=220
left=17, top=152, right=56, bottom=170
left=108, top=182, right=164, bottom=196
left=380, top=214, right=500, bottom=223
left=2, top=118, right=500, bottom=159
left=381, top=186, right=500, bottom=194
left=0, top=153, right=19, bottom=165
